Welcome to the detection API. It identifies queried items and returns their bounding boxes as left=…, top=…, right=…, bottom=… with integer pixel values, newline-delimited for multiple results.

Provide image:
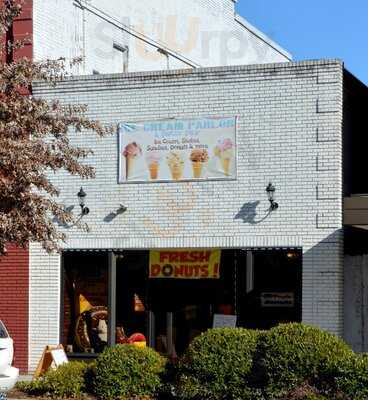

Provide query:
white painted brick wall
left=30, top=59, right=344, bottom=369
left=33, top=0, right=290, bottom=75
left=29, top=243, right=61, bottom=371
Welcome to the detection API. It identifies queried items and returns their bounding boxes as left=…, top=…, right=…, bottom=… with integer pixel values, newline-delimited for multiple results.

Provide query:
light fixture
left=287, top=252, right=298, bottom=260
left=116, top=204, right=127, bottom=215
left=77, top=187, right=90, bottom=215
left=266, top=182, right=279, bottom=211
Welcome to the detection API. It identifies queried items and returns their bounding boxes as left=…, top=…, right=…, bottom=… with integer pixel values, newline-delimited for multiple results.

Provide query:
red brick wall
left=0, top=0, right=33, bottom=373
left=0, top=245, right=29, bottom=372
left=1, top=0, right=33, bottom=61
left=13, top=0, right=33, bottom=60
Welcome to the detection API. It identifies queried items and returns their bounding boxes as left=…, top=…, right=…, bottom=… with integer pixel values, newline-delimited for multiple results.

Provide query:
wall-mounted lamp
left=117, top=204, right=127, bottom=215
left=77, top=187, right=90, bottom=215
left=266, top=182, right=279, bottom=211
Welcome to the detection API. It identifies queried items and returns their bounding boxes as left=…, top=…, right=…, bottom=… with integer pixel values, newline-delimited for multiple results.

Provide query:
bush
left=94, top=344, right=166, bottom=400
left=175, top=327, right=261, bottom=400
left=334, top=353, right=368, bottom=400
left=255, top=323, right=355, bottom=398
left=16, top=361, right=90, bottom=398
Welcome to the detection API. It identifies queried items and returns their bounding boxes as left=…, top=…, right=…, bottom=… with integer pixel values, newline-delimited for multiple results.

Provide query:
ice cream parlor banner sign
left=118, top=117, right=236, bottom=183
left=149, top=249, right=221, bottom=279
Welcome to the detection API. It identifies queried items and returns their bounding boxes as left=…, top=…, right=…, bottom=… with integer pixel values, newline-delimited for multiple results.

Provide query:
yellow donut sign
left=149, top=249, right=221, bottom=279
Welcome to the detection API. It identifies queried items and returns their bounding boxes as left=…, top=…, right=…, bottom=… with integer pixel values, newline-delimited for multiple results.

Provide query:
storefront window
left=115, top=251, right=149, bottom=346
left=62, top=252, right=108, bottom=355
left=238, top=249, right=302, bottom=329
left=148, top=249, right=236, bottom=357
left=61, top=248, right=302, bottom=358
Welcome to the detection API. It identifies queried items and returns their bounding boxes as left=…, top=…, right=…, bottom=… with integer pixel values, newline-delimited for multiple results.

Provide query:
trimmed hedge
left=16, top=361, right=91, bottom=398
left=174, top=324, right=367, bottom=400
left=15, top=324, right=368, bottom=400
left=94, top=344, right=166, bottom=400
left=175, top=327, right=261, bottom=400
left=335, top=353, right=368, bottom=400
left=255, top=323, right=355, bottom=398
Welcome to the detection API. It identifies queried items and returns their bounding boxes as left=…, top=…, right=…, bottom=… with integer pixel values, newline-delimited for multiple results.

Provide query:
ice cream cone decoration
left=221, top=157, right=231, bottom=176
left=192, top=161, right=203, bottom=178
left=123, top=142, right=142, bottom=179
left=146, top=151, right=162, bottom=180
left=148, top=163, right=159, bottom=179
left=171, top=164, right=184, bottom=180
left=214, top=138, right=234, bottom=176
left=167, top=152, right=184, bottom=180
left=126, top=157, right=136, bottom=178
left=190, top=149, right=209, bottom=178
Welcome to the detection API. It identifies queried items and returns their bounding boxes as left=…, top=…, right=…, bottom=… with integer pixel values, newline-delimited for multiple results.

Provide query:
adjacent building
left=34, top=0, right=291, bottom=73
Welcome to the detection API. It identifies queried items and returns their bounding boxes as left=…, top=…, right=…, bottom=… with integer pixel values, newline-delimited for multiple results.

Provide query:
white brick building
left=27, top=59, right=368, bottom=371
left=33, top=0, right=291, bottom=74
left=3, top=0, right=296, bottom=374
left=3, top=0, right=295, bottom=373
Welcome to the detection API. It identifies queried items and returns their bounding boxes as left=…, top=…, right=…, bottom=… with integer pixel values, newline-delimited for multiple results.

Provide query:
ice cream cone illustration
left=167, top=152, right=184, bottom=180
left=214, top=138, right=234, bottom=176
left=146, top=151, right=162, bottom=180
left=171, top=164, right=184, bottom=180
left=123, top=142, right=142, bottom=179
left=149, top=163, right=159, bottom=179
left=126, top=157, right=135, bottom=177
left=190, top=149, right=209, bottom=178
left=192, top=161, right=203, bottom=178
left=221, top=157, right=231, bottom=176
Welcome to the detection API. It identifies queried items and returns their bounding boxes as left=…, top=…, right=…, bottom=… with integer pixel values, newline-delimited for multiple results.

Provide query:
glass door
left=148, top=249, right=237, bottom=358
left=115, top=251, right=149, bottom=344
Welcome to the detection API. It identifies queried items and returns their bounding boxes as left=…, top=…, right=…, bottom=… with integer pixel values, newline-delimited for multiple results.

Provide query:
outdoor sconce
left=77, top=187, right=90, bottom=215
left=266, top=182, right=279, bottom=211
left=117, top=204, right=127, bottom=215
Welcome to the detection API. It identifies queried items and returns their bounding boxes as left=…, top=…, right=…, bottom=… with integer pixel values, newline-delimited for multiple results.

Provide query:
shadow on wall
left=234, top=201, right=271, bottom=224
left=104, top=212, right=118, bottom=223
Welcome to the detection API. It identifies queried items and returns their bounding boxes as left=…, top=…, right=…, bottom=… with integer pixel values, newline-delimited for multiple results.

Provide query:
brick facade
left=0, top=245, right=29, bottom=372
left=12, top=0, right=33, bottom=60
left=0, top=0, right=293, bottom=373
left=30, top=59, right=345, bottom=370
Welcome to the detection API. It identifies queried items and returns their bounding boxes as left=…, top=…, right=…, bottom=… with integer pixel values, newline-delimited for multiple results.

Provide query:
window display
left=62, top=252, right=108, bottom=354
left=61, top=248, right=302, bottom=358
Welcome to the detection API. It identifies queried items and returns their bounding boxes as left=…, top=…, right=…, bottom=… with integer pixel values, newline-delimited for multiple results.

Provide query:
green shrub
left=94, top=344, right=166, bottom=400
left=16, top=361, right=89, bottom=398
left=255, top=323, right=354, bottom=398
left=175, top=327, right=261, bottom=400
left=16, top=379, right=47, bottom=396
left=334, top=353, right=368, bottom=400
left=83, top=361, right=97, bottom=395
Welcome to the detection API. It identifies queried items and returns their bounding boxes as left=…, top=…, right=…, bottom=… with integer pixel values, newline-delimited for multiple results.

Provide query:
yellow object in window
left=79, top=294, right=93, bottom=314
left=134, top=294, right=145, bottom=312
